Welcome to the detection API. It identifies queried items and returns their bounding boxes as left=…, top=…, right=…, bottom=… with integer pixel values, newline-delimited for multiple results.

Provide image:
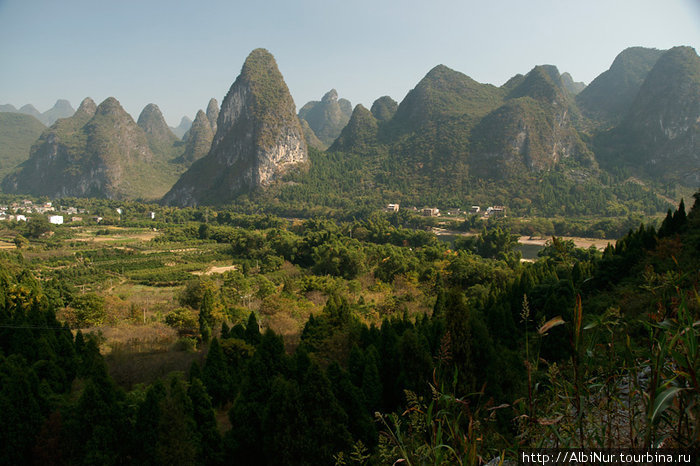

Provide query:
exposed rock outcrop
left=180, top=110, right=214, bottom=164
left=576, top=47, right=664, bottom=125
left=597, top=46, right=700, bottom=185
left=470, top=65, right=594, bottom=177
left=138, top=104, right=178, bottom=146
left=206, top=98, right=219, bottom=133
left=163, top=48, right=307, bottom=206
left=300, top=119, right=325, bottom=151
left=560, top=72, right=586, bottom=95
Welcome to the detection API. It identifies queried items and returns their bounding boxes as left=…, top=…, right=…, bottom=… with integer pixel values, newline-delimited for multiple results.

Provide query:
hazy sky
left=1, top=0, right=698, bottom=126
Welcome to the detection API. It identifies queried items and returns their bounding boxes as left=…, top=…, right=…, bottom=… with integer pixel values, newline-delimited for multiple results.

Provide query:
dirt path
left=433, top=228, right=612, bottom=250
left=518, top=236, right=612, bottom=250
left=191, top=265, right=237, bottom=276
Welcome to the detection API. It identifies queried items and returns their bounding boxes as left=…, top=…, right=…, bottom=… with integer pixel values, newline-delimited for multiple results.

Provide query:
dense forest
left=0, top=190, right=698, bottom=464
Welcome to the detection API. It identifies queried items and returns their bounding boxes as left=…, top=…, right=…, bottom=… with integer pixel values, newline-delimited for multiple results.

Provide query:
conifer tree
left=134, top=381, right=167, bottom=466
left=244, top=311, right=261, bottom=345
left=445, top=290, right=474, bottom=392
left=361, top=350, right=383, bottom=413
left=262, top=377, right=306, bottom=464
left=299, top=363, right=352, bottom=463
left=199, top=289, right=215, bottom=343
left=202, top=338, right=230, bottom=406
left=156, top=379, right=198, bottom=466
left=188, top=378, right=223, bottom=466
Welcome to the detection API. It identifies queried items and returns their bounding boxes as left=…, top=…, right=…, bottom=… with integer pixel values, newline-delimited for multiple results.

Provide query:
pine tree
left=398, top=329, right=433, bottom=395
left=244, top=312, right=261, bottom=345
left=445, top=290, right=474, bottom=393
left=299, top=363, right=352, bottom=463
left=262, top=376, right=306, bottom=464
left=156, top=379, right=198, bottom=466
left=202, top=338, right=231, bottom=406
left=199, top=289, right=215, bottom=343
left=188, top=378, right=223, bottom=466
left=361, top=351, right=382, bottom=413
left=0, top=355, right=43, bottom=464
left=134, top=381, right=167, bottom=466
left=327, top=362, right=377, bottom=448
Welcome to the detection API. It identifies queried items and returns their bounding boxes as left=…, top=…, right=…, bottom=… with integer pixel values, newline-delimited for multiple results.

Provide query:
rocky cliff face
left=298, top=89, right=352, bottom=147
left=469, top=65, right=594, bottom=177
left=560, top=72, right=586, bottom=95
left=136, top=104, right=183, bottom=160
left=138, top=104, right=176, bottom=142
left=597, top=46, right=700, bottom=185
left=300, top=118, right=325, bottom=151
left=2, top=97, right=181, bottom=200
left=206, top=98, right=219, bottom=133
left=576, top=47, right=664, bottom=125
left=162, top=48, right=307, bottom=206
left=180, top=110, right=214, bottom=164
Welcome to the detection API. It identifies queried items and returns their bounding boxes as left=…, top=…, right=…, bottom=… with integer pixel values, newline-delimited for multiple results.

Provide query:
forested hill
left=0, top=46, right=696, bottom=212
left=238, top=46, right=698, bottom=217
left=1, top=189, right=698, bottom=463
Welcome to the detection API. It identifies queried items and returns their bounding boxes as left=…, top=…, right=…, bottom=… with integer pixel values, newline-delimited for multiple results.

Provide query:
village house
left=49, top=215, right=64, bottom=225
left=486, top=206, right=507, bottom=218
left=469, top=205, right=480, bottom=214
left=385, top=203, right=399, bottom=213
left=445, top=208, right=461, bottom=216
left=422, top=207, right=440, bottom=217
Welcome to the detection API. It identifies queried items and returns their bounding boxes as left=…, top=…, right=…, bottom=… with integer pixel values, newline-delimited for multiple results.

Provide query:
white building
left=15, top=215, right=27, bottom=222
left=49, top=215, right=64, bottom=225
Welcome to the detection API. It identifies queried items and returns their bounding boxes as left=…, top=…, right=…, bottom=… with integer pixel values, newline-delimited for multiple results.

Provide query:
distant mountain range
left=170, top=116, right=193, bottom=139
left=0, top=99, right=75, bottom=126
left=0, top=113, right=46, bottom=181
left=2, top=98, right=189, bottom=200
left=1, top=45, right=698, bottom=213
left=298, top=89, right=352, bottom=148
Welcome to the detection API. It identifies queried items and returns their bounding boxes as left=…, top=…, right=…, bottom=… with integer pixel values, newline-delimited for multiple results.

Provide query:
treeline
left=0, top=193, right=697, bottom=463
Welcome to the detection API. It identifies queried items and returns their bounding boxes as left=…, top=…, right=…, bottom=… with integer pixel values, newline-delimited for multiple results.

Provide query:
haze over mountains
left=1, top=45, right=698, bottom=209
left=298, top=89, right=353, bottom=148
left=2, top=98, right=189, bottom=200
left=0, top=99, right=75, bottom=126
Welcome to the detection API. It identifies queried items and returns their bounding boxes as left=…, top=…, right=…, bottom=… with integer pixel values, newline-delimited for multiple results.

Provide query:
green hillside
left=0, top=112, right=45, bottom=181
